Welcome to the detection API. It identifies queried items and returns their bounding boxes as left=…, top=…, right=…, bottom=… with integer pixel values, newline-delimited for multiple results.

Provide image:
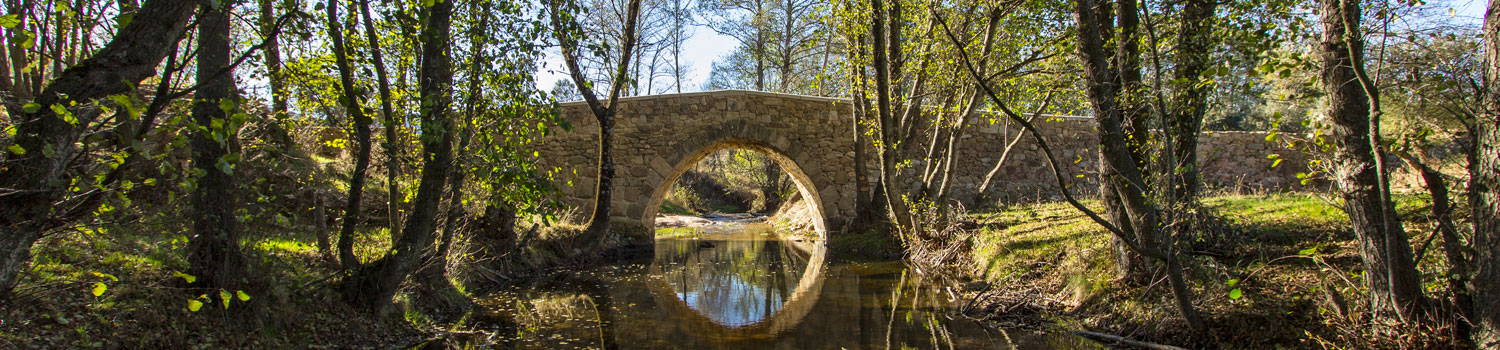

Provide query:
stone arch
left=533, top=90, right=859, bottom=236
left=642, top=134, right=829, bottom=236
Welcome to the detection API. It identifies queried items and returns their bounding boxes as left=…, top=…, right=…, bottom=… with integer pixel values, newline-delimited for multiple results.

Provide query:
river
left=440, top=222, right=1093, bottom=349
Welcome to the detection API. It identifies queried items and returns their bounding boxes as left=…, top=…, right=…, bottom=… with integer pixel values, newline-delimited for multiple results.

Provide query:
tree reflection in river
left=655, top=235, right=807, bottom=328
left=443, top=225, right=1095, bottom=349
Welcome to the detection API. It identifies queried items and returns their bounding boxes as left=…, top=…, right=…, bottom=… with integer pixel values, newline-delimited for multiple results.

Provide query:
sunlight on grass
left=254, top=238, right=318, bottom=255
left=654, top=227, right=699, bottom=238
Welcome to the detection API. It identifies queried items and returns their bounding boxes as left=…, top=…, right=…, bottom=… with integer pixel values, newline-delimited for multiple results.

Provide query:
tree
left=868, top=0, right=914, bottom=231
left=0, top=0, right=194, bottom=296
left=342, top=0, right=455, bottom=311
left=700, top=0, right=772, bottom=90
left=326, top=0, right=376, bottom=271
left=260, top=0, right=289, bottom=114
left=1472, top=0, right=1500, bottom=345
left=1165, top=0, right=1217, bottom=202
left=550, top=0, right=643, bottom=244
left=1318, top=0, right=1424, bottom=324
left=667, top=0, right=692, bottom=93
left=1067, top=0, right=1203, bottom=330
left=357, top=0, right=405, bottom=241
left=186, top=0, right=250, bottom=293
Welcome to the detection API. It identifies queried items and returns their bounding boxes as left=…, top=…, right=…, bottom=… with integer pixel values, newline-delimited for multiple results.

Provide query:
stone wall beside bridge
left=532, top=90, right=1309, bottom=235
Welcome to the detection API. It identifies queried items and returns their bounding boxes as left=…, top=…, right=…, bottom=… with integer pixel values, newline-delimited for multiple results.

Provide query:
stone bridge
left=533, top=90, right=1308, bottom=236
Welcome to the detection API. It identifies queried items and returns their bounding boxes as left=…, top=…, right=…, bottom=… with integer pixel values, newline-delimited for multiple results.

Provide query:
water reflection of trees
left=653, top=238, right=809, bottom=327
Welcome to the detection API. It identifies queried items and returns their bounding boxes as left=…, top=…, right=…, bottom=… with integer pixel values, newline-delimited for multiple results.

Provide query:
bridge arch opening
left=643, top=138, right=829, bottom=238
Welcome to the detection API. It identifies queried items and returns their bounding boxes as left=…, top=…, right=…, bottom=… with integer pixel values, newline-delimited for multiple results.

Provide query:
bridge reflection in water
left=463, top=225, right=1091, bottom=349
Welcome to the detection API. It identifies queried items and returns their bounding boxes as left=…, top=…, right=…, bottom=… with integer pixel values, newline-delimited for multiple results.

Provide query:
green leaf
left=1226, top=278, right=1239, bottom=287
left=172, top=271, right=196, bottom=284
left=219, top=290, right=232, bottom=309
left=115, top=13, right=134, bottom=28
left=216, top=158, right=234, bottom=175
left=92, top=272, right=119, bottom=282
left=217, top=98, right=237, bottom=114
left=22, top=102, right=40, bottom=113
left=236, top=290, right=251, bottom=301
left=17, top=31, right=32, bottom=49
left=91, top=282, right=107, bottom=297
left=1229, top=288, right=1242, bottom=300
left=1299, top=246, right=1318, bottom=256
left=187, top=299, right=203, bottom=312
left=6, top=144, right=25, bottom=155
left=0, top=14, right=18, bottom=29
left=50, top=104, right=77, bottom=125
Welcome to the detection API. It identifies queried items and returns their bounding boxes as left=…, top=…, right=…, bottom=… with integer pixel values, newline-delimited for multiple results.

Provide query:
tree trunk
left=315, top=190, right=332, bottom=260
left=358, top=0, right=404, bottom=241
left=1073, top=0, right=1202, bottom=331
left=871, top=0, right=914, bottom=232
left=259, top=0, right=286, bottom=114
left=851, top=61, right=875, bottom=224
left=760, top=158, right=784, bottom=212
left=1471, top=0, right=1500, bottom=345
left=186, top=0, right=248, bottom=293
left=549, top=0, right=644, bottom=246
left=327, top=0, right=375, bottom=272
left=1167, top=0, right=1215, bottom=202
left=343, top=0, right=453, bottom=311
left=1107, top=0, right=1153, bottom=285
left=1318, top=0, right=1424, bottom=324
left=1395, top=151, right=1471, bottom=339
left=0, top=0, right=193, bottom=297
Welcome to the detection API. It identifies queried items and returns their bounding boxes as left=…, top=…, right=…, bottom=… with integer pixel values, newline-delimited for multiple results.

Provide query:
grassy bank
left=963, top=193, right=1459, bottom=348
left=0, top=221, right=423, bottom=348
left=0, top=212, right=654, bottom=348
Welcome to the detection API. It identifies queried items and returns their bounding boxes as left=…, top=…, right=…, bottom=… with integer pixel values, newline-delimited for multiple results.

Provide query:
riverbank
left=0, top=218, right=654, bottom=348
left=0, top=225, right=427, bottom=348
left=957, top=193, right=1459, bottom=348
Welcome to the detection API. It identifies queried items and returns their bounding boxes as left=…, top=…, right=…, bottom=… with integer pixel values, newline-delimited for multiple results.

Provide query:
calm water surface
left=453, top=224, right=1092, bottom=349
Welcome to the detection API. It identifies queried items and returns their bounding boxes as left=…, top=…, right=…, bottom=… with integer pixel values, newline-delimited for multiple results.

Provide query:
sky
left=532, top=24, right=739, bottom=94
left=529, top=0, right=1490, bottom=96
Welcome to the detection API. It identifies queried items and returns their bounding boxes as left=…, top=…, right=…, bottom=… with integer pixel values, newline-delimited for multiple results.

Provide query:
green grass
left=967, top=199, right=1115, bottom=300
left=960, top=192, right=1462, bottom=348
left=1, top=218, right=427, bottom=348
left=654, top=227, right=699, bottom=238
left=658, top=199, right=697, bottom=216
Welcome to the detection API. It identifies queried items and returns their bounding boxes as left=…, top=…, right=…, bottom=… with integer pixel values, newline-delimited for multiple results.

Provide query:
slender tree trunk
left=1073, top=0, right=1202, bottom=330
left=0, top=0, right=192, bottom=296
left=1107, top=0, right=1152, bottom=285
left=1319, top=0, right=1424, bottom=324
left=672, top=0, right=683, bottom=93
left=550, top=0, right=643, bottom=245
left=975, top=92, right=1051, bottom=203
left=1395, top=151, right=1471, bottom=339
left=851, top=63, right=874, bottom=223
left=4, top=0, right=31, bottom=101
left=314, top=190, right=332, bottom=260
left=186, top=0, right=248, bottom=293
left=1471, top=0, right=1500, bottom=345
left=358, top=0, right=404, bottom=242
left=1168, top=0, right=1215, bottom=202
left=259, top=0, right=286, bottom=114
left=871, top=0, right=913, bottom=232
left=327, top=0, right=375, bottom=272
left=343, top=0, right=454, bottom=311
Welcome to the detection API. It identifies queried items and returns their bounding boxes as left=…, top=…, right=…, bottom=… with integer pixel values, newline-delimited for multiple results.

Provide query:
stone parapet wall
left=535, top=90, right=1309, bottom=233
